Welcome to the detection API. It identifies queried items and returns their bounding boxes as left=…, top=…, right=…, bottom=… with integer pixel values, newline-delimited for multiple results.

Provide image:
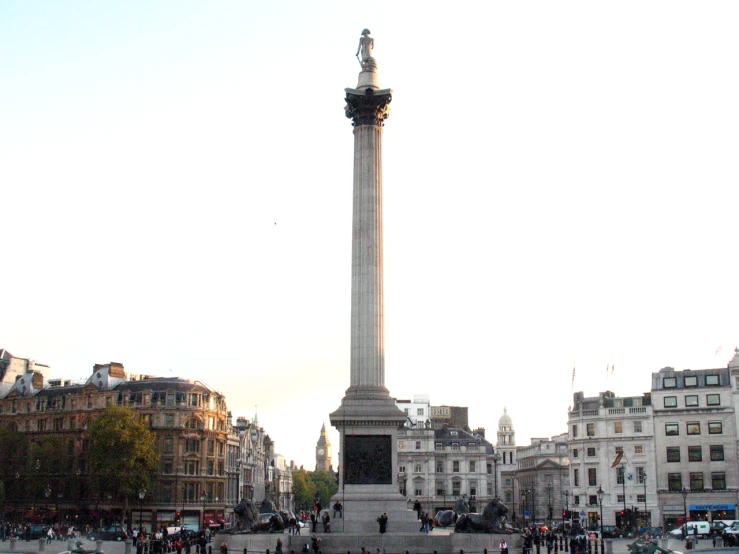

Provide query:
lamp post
left=563, top=490, right=569, bottom=531
left=597, top=486, right=604, bottom=550
left=44, top=485, right=51, bottom=523
left=521, top=492, right=526, bottom=526
left=642, top=473, right=648, bottom=527
left=201, top=492, right=208, bottom=532
left=511, top=472, right=516, bottom=523
left=493, top=453, right=500, bottom=499
left=138, top=488, right=146, bottom=530
left=547, top=483, right=553, bottom=522
left=681, top=487, right=689, bottom=524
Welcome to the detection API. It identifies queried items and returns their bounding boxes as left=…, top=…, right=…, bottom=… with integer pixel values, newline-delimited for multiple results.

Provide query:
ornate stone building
left=515, top=434, right=569, bottom=527
left=0, top=355, right=292, bottom=530
left=397, top=423, right=498, bottom=515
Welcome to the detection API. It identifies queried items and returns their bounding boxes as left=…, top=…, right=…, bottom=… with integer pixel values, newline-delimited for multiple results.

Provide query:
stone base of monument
left=217, top=530, right=521, bottom=554
left=329, top=489, right=418, bottom=534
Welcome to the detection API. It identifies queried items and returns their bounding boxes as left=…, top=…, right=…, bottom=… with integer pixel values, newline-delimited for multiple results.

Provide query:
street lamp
left=681, top=487, right=689, bottom=524
left=597, top=486, right=604, bottom=531
left=547, top=483, right=553, bottom=522
left=201, top=492, right=208, bottom=532
left=44, top=485, right=51, bottom=523
left=138, top=488, right=146, bottom=529
left=563, top=490, right=569, bottom=531
left=493, top=453, right=500, bottom=499
left=643, top=473, right=648, bottom=526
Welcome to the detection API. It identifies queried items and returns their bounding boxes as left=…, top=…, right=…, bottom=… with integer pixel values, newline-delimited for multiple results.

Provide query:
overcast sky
left=2, top=1, right=738, bottom=469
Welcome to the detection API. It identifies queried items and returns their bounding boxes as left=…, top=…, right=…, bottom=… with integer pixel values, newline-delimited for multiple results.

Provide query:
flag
left=572, top=366, right=576, bottom=389
left=716, top=346, right=722, bottom=355
left=611, top=451, right=624, bottom=468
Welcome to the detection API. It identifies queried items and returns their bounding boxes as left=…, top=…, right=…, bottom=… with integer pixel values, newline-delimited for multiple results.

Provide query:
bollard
left=210, top=547, right=213, bottom=554
left=555, top=539, right=558, bottom=553
left=485, top=550, right=488, bottom=554
left=39, top=538, right=46, bottom=551
left=244, top=549, right=247, bottom=554
left=126, top=538, right=133, bottom=554
left=537, top=544, right=541, bottom=554
left=69, top=539, right=76, bottom=550
left=10, top=538, right=17, bottom=550
left=96, top=539, right=105, bottom=554
left=594, top=540, right=598, bottom=554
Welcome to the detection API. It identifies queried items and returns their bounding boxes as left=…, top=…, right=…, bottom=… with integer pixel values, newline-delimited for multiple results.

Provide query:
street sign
left=524, top=510, right=530, bottom=516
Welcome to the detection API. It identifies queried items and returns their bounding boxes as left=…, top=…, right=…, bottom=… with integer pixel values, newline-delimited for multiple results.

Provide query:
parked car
left=24, top=524, right=48, bottom=540
left=601, top=526, right=624, bottom=538
left=645, top=527, right=663, bottom=538
left=87, top=524, right=128, bottom=541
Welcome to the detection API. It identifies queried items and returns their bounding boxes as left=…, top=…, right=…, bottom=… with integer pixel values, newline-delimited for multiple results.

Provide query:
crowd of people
left=1, top=522, right=80, bottom=541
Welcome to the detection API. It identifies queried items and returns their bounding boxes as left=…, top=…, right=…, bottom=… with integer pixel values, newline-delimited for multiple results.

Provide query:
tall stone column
left=329, top=30, right=413, bottom=534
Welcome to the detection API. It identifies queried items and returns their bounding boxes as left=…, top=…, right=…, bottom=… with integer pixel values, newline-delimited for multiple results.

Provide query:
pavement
left=0, top=536, right=734, bottom=554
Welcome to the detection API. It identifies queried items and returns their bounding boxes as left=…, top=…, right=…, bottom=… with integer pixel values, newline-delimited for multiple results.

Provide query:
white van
left=669, top=521, right=711, bottom=538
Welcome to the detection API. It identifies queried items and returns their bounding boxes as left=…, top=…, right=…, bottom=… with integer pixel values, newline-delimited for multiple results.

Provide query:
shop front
left=690, top=504, right=736, bottom=522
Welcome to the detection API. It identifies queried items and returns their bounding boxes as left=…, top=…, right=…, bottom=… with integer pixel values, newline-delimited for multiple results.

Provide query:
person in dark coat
left=377, top=513, right=388, bottom=534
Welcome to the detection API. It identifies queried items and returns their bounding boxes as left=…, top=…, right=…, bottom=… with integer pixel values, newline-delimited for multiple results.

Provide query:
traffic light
left=562, top=510, right=567, bottom=518
left=176, top=511, right=181, bottom=523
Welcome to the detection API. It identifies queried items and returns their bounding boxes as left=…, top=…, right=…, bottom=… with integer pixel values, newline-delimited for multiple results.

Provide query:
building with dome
left=496, top=408, right=517, bottom=505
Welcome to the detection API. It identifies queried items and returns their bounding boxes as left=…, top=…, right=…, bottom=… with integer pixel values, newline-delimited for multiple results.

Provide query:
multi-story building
left=397, top=422, right=497, bottom=515
left=0, top=355, right=292, bottom=530
left=568, top=391, right=656, bottom=531
left=515, top=434, right=569, bottom=527
left=397, top=395, right=431, bottom=428
left=652, top=365, right=737, bottom=528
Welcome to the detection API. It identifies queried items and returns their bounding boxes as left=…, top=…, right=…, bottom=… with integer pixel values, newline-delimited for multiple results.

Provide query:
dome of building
left=498, top=407, right=513, bottom=428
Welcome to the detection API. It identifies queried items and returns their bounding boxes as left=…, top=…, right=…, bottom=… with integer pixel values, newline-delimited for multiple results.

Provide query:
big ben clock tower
left=315, top=422, right=332, bottom=471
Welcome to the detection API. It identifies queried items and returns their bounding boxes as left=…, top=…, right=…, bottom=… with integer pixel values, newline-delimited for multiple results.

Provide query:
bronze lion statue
left=454, top=499, right=510, bottom=534
left=232, top=498, right=260, bottom=533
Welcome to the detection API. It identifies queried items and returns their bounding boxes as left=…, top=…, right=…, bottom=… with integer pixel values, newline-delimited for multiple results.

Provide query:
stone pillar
left=329, top=31, right=414, bottom=534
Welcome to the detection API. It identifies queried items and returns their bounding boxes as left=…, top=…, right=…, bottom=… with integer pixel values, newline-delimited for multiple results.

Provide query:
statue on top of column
left=356, top=29, right=377, bottom=72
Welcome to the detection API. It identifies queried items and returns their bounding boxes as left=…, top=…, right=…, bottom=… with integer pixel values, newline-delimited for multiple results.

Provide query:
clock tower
left=315, top=422, right=332, bottom=471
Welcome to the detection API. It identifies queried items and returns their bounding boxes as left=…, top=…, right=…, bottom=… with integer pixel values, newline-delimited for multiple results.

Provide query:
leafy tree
left=0, top=426, right=29, bottom=502
left=292, top=469, right=316, bottom=511
left=29, top=435, right=68, bottom=501
left=88, top=405, right=159, bottom=521
left=310, top=470, right=338, bottom=509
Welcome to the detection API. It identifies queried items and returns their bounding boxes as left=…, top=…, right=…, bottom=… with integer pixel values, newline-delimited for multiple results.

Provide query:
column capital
left=345, top=88, right=392, bottom=127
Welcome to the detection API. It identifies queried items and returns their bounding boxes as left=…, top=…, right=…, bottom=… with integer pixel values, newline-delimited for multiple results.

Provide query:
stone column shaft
left=350, top=124, right=385, bottom=390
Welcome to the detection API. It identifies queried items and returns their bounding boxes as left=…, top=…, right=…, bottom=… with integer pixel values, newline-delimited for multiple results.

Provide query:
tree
left=0, top=426, right=29, bottom=503
left=88, top=405, right=159, bottom=522
left=309, top=470, right=338, bottom=510
left=291, top=469, right=316, bottom=511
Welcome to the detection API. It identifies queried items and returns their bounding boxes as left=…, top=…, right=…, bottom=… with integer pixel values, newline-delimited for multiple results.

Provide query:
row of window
left=573, top=420, right=644, bottom=438
left=663, top=375, right=721, bottom=388
left=573, top=445, right=644, bottom=458
left=164, top=437, right=226, bottom=456
left=162, top=458, right=225, bottom=476
left=400, top=461, right=495, bottom=473
left=663, top=394, right=721, bottom=408
left=666, top=445, right=724, bottom=462
left=1, top=391, right=215, bottom=414
left=570, top=493, right=646, bottom=506
left=665, top=421, right=722, bottom=435
left=668, top=472, right=726, bottom=490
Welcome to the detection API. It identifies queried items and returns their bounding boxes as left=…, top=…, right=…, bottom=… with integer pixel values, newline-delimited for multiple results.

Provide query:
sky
left=1, top=1, right=738, bottom=470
